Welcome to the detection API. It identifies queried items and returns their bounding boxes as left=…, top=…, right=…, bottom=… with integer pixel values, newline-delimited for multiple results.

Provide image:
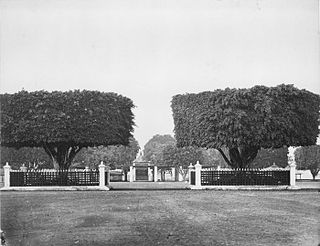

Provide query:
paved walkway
left=109, top=181, right=189, bottom=190
left=296, top=180, right=320, bottom=190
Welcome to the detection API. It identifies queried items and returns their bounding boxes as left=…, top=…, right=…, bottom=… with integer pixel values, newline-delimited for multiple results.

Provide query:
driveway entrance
left=135, top=167, right=148, bottom=181
left=109, top=181, right=189, bottom=190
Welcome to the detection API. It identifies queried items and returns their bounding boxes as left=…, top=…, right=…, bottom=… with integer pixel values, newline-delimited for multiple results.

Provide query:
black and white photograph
left=0, top=0, right=319, bottom=245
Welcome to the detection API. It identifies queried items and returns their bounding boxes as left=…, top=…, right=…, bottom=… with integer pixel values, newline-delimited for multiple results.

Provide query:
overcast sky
left=0, top=0, right=319, bottom=147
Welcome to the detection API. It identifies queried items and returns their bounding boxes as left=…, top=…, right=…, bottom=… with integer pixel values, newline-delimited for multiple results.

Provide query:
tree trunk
left=161, top=170, right=165, bottom=181
left=218, top=146, right=259, bottom=169
left=175, top=167, right=179, bottom=181
left=43, top=143, right=82, bottom=170
left=310, top=169, right=319, bottom=180
left=52, top=158, right=60, bottom=170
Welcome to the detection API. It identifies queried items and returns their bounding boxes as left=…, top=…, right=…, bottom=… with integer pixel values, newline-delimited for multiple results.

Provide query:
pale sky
left=0, top=0, right=319, bottom=147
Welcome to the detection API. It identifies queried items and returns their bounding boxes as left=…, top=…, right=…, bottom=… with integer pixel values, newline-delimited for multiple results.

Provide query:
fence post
left=288, top=146, right=298, bottom=188
left=154, top=166, right=158, bottom=182
left=188, top=163, right=193, bottom=185
left=171, top=167, right=176, bottom=181
left=129, top=165, right=134, bottom=182
left=148, top=164, right=153, bottom=181
left=99, top=162, right=106, bottom=187
left=4, top=162, right=10, bottom=188
left=289, top=162, right=296, bottom=187
left=195, top=161, right=202, bottom=188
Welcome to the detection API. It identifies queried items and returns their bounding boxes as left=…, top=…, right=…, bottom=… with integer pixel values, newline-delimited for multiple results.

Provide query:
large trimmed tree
left=0, top=90, right=135, bottom=169
left=171, top=84, right=320, bottom=169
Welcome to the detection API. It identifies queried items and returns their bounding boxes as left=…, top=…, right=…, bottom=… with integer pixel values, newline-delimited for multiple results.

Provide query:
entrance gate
left=135, top=167, right=149, bottom=181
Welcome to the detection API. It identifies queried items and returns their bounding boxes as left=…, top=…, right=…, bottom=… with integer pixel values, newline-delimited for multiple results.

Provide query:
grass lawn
left=1, top=190, right=319, bottom=246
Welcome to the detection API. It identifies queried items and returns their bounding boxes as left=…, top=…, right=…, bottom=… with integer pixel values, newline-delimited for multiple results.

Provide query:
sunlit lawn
left=1, top=190, right=319, bottom=246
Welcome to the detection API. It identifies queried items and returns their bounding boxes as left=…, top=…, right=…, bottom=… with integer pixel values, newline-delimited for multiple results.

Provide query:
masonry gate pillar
left=195, top=161, right=202, bottom=188
left=154, top=166, right=158, bottom=182
left=171, top=167, right=176, bottom=181
left=4, top=163, right=10, bottom=188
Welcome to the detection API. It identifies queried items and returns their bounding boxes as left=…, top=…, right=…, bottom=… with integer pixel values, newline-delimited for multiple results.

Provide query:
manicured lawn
left=1, top=190, right=319, bottom=246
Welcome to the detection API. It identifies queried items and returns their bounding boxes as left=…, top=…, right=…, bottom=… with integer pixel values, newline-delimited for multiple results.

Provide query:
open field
left=1, top=190, right=319, bottom=246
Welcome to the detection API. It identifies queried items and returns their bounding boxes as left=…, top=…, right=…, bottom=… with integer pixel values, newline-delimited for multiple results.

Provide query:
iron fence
left=10, top=169, right=100, bottom=186
left=201, top=169, right=290, bottom=186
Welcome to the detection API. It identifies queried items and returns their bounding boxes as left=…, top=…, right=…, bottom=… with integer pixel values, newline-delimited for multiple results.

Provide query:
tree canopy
left=171, top=84, right=320, bottom=168
left=0, top=147, right=51, bottom=169
left=143, top=134, right=176, bottom=166
left=0, top=90, right=135, bottom=169
left=161, top=145, right=205, bottom=168
left=74, top=137, right=139, bottom=171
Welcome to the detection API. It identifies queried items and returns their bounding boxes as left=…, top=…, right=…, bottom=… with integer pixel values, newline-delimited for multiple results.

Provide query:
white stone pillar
left=129, top=166, right=134, bottom=182
left=195, top=161, right=202, bottom=188
left=288, top=146, right=299, bottom=188
left=188, top=163, right=193, bottom=185
left=148, top=165, right=153, bottom=181
left=289, top=162, right=296, bottom=187
left=154, top=166, right=158, bottom=182
left=133, top=163, right=136, bottom=181
left=171, top=167, right=176, bottom=181
left=99, top=162, right=106, bottom=187
left=4, top=162, right=11, bottom=188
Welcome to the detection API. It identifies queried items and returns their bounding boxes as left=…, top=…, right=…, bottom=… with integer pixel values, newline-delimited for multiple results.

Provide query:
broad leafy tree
left=202, top=148, right=229, bottom=168
left=161, top=145, right=205, bottom=180
left=73, top=137, right=139, bottom=180
left=172, top=84, right=320, bottom=168
left=295, top=145, right=320, bottom=180
left=143, top=134, right=176, bottom=165
left=0, top=90, right=135, bottom=169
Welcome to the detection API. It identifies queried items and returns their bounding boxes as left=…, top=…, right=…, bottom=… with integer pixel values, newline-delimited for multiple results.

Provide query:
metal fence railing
left=200, top=170, right=290, bottom=186
left=188, top=161, right=295, bottom=188
left=10, top=169, right=100, bottom=186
